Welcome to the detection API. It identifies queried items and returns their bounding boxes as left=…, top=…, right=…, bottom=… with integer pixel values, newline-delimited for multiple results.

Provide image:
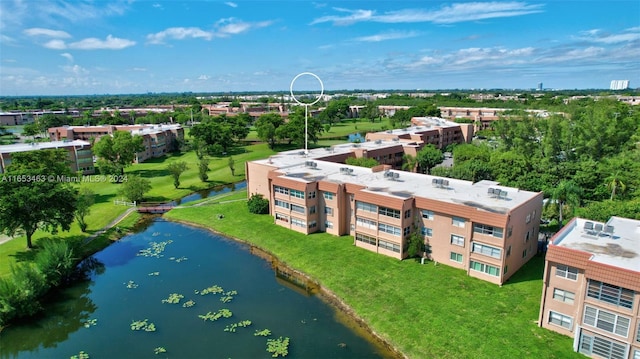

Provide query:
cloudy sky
left=0, top=1, right=638, bottom=96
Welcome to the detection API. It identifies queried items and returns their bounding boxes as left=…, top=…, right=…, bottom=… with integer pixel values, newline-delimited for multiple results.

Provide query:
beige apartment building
left=539, top=216, right=640, bottom=359
left=48, top=124, right=184, bottom=163
left=246, top=139, right=543, bottom=285
left=0, top=140, right=94, bottom=174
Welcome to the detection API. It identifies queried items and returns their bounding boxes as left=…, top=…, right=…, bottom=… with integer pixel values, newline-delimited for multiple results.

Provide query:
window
left=555, top=265, right=578, bottom=280
left=525, top=231, right=530, bottom=242
left=503, top=266, right=508, bottom=274
left=451, top=234, right=464, bottom=246
left=404, top=209, right=411, bottom=219
left=587, top=280, right=634, bottom=309
left=450, top=252, right=463, bottom=262
left=291, top=217, right=306, bottom=228
left=637, top=322, right=640, bottom=342
left=522, top=249, right=528, bottom=258
left=379, top=239, right=401, bottom=253
left=275, top=199, right=290, bottom=209
left=506, top=245, right=511, bottom=258
left=290, top=204, right=305, bottom=214
left=579, top=333, right=626, bottom=359
left=379, top=223, right=401, bottom=236
left=473, top=224, right=504, bottom=238
left=507, top=227, right=513, bottom=238
left=403, top=226, right=411, bottom=237
left=634, top=350, right=640, bottom=359
left=323, top=192, right=334, bottom=200
left=553, top=288, right=575, bottom=304
left=549, top=311, right=573, bottom=330
left=469, top=261, right=499, bottom=276
left=355, top=233, right=376, bottom=246
left=526, top=214, right=531, bottom=223
left=290, top=189, right=304, bottom=199
left=356, top=201, right=377, bottom=213
left=325, top=221, right=333, bottom=229
left=309, top=206, right=316, bottom=214
left=349, top=194, right=354, bottom=202
left=356, top=217, right=377, bottom=230
left=324, top=207, right=333, bottom=216
left=471, top=242, right=501, bottom=259
left=308, top=221, right=317, bottom=229
left=421, top=210, right=434, bottom=220
left=379, top=206, right=401, bottom=219
left=583, top=306, right=630, bottom=337
left=274, top=185, right=289, bottom=195
left=452, top=217, right=465, bottom=227
left=421, top=227, right=433, bottom=236
left=275, top=213, right=289, bottom=223
left=308, top=191, right=316, bottom=199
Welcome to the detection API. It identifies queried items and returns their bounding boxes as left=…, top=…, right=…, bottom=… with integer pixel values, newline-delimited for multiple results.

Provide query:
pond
left=0, top=219, right=390, bottom=359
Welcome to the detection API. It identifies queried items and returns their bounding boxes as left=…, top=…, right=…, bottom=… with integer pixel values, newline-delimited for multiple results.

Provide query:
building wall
left=0, top=142, right=94, bottom=174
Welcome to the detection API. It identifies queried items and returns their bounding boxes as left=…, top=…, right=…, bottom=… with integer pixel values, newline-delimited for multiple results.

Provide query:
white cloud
left=153, top=3, right=163, bottom=10
left=311, top=2, right=544, bottom=25
left=198, top=75, right=211, bottom=80
left=576, top=27, right=640, bottom=44
left=131, top=67, right=147, bottom=72
left=147, top=27, right=214, bottom=44
left=62, top=64, right=89, bottom=75
left=61, top=53, right=74, bottom=62
left=44, top=35, right=135, bottom=50
left=225, top=2, right=238, bottom=8
left=353, top=31, right=419, bottom=42
left=215, top=18, right=273, bottom=37
left=23, top=28, right=71, bottom=38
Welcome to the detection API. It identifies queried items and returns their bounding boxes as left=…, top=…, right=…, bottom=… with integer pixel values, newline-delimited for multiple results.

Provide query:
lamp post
left=289, top=72, right=324, bottom=156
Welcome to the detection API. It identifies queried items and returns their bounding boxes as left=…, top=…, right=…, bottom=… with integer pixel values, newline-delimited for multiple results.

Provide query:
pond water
left=0, top=219, right=388, bottom=359
left=347, top=133, right=364, bottom=143
left=173, top=181, right=247, bottom=205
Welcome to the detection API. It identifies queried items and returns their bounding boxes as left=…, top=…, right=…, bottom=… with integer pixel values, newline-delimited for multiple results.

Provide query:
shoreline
left=165, top=217, right=407, bottom=359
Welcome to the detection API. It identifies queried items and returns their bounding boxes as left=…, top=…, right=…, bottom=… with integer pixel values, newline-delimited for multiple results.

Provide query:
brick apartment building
left=539, top=216, right=640, bottom=359
left=246, top=139, right=543, bottom=285
left=0, top=140, right=94, bottom=174
left=48, top=124, right=184, bottom=163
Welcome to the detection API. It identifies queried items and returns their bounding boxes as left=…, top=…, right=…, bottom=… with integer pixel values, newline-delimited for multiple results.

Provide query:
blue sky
left=1, top=1, right=639, bottom=96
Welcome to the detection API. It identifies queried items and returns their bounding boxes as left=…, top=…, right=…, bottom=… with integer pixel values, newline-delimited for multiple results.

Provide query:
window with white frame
left=275, top=213, right=289, bottom=223
left=291, top=217, right=306, bottom=228
left=587, top=279, right=634, bottom=309
left=469, top=260, right=499, bottom=276
left=324, top=207, right=333, bottom=216
left=450, top=234, right=464, bottom=246
left=355, top=233, right=376, bottom=246
left=308, top=221, right=317, bottom=229
left=290, top=204, right=305, bottom=214
left=450, top=252, right=463, bottom=262
left=473, top=223, right=504, bottom=238
left=452, top=216, right=465, bottom=227
left=378, top=239, right=401, bottom=253
left=379, top=223, right=401, bottom=236
left=555, top=264, right=578, bottom=280
left=274, top=199, right=290, bottom=209
left=634, top=349, right=640, bottom=359
left=471, top=242, right=501, bottom=259
left=421, top=209, right=434, bottom=220
left=548, top=311, right=573, bottom=330
left=421, top=227, right=433, bottom=236
left=553, top=288, right=575, bottom=304
left=274, top=186, right=289, bottom=195
left=325, top=221, right=333, bottom=229
left=583, top=306, right=630, bottom=337
left=356, top=217, right=377, bottom=230
left=379, top=206, right=401, bottom=219
left=579, top=332, right=627, bottom=359
left=356, top=201, right=377, bottom=213
left=323, top=191, right=334, bottom=200
left=290, top=189, right=304, bottom=199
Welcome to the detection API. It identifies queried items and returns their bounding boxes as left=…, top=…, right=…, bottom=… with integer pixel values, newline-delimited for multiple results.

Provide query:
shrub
left=247, top=194, right=269, bottom=214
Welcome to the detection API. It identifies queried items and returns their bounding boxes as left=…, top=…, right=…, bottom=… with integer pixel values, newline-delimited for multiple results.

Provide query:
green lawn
left=165, top=190, right=581, bottom=359
left=245, top=118, right=391, bottom=141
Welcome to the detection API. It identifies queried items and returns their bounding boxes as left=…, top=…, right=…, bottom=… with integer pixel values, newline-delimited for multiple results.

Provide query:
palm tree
left=605, top=171, right=626, bottom=200
left=402, top=154, right=417, bottom=172
left=546, top=180, right=582, bottom=224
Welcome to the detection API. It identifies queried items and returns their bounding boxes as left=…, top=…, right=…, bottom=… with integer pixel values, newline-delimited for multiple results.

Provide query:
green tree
left=406, top=226, right=424, bottom=258
left=247, top=194, right=269, bottom=214
left=345, top=157, right=379, bottom=168
left=22, top=123, right=40, bottom=138
left=198, top=157, right=210, bottom=182
left=402, top=154, right=418, bottom=172
left=190, top=114, right=249, bottom=154
left=605, top=171, right=626, bottom=200
left=255, top=113, right=284, bottom=149
left=228, top=156, right=236, bottom=176
left=416, top=145, right=444, bottom=174
left=93, top=131, right=144, bottom=176
left=277, top=107, right=324, bottom=147
left=0, top=150, right=77, bottom=248
left=546, top=180, right=583, bottom=224
left=118, top=176, right=151, bottom=203
left=75, top=188, right=95, bottom=232
left=167, top=161, right=189, bottom=189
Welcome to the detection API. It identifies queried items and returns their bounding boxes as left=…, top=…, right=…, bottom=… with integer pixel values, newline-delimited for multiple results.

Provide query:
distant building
left=538, top=216, right=640, bottom=359
left=0, top=140, right=94, bottom=174
left=610, top=80, right=630, bottom=90
left=537, top=82, right=543, bottom=91
left=246, top=140, right=543, bottom=285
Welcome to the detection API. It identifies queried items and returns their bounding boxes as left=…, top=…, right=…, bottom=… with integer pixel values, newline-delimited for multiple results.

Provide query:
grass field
left=245, top=118, right=391, bottom=141
left=164, top=190, right=581, bottom=359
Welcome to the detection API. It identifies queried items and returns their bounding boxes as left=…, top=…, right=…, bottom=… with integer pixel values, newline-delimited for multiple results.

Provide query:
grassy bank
left=164, top=190, right=580, bottom=359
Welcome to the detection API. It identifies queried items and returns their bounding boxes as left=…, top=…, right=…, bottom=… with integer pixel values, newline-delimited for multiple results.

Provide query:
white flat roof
left=257, top=144, right=540, bottom=213
left=553, top=217, right=640, bottom=273
left=0, top=140, right=91, bottom=153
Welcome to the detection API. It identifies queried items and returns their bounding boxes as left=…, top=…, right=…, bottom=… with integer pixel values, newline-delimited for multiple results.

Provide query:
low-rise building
left=0, top=140, right=94, bottom=174
left=538, top=216, right=640, bottom=359
left=246, top=140, right=543, bottom=285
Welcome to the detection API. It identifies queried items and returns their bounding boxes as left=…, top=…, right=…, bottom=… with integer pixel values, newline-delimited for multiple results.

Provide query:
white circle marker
left=290, top=72, right=324, bottom=156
